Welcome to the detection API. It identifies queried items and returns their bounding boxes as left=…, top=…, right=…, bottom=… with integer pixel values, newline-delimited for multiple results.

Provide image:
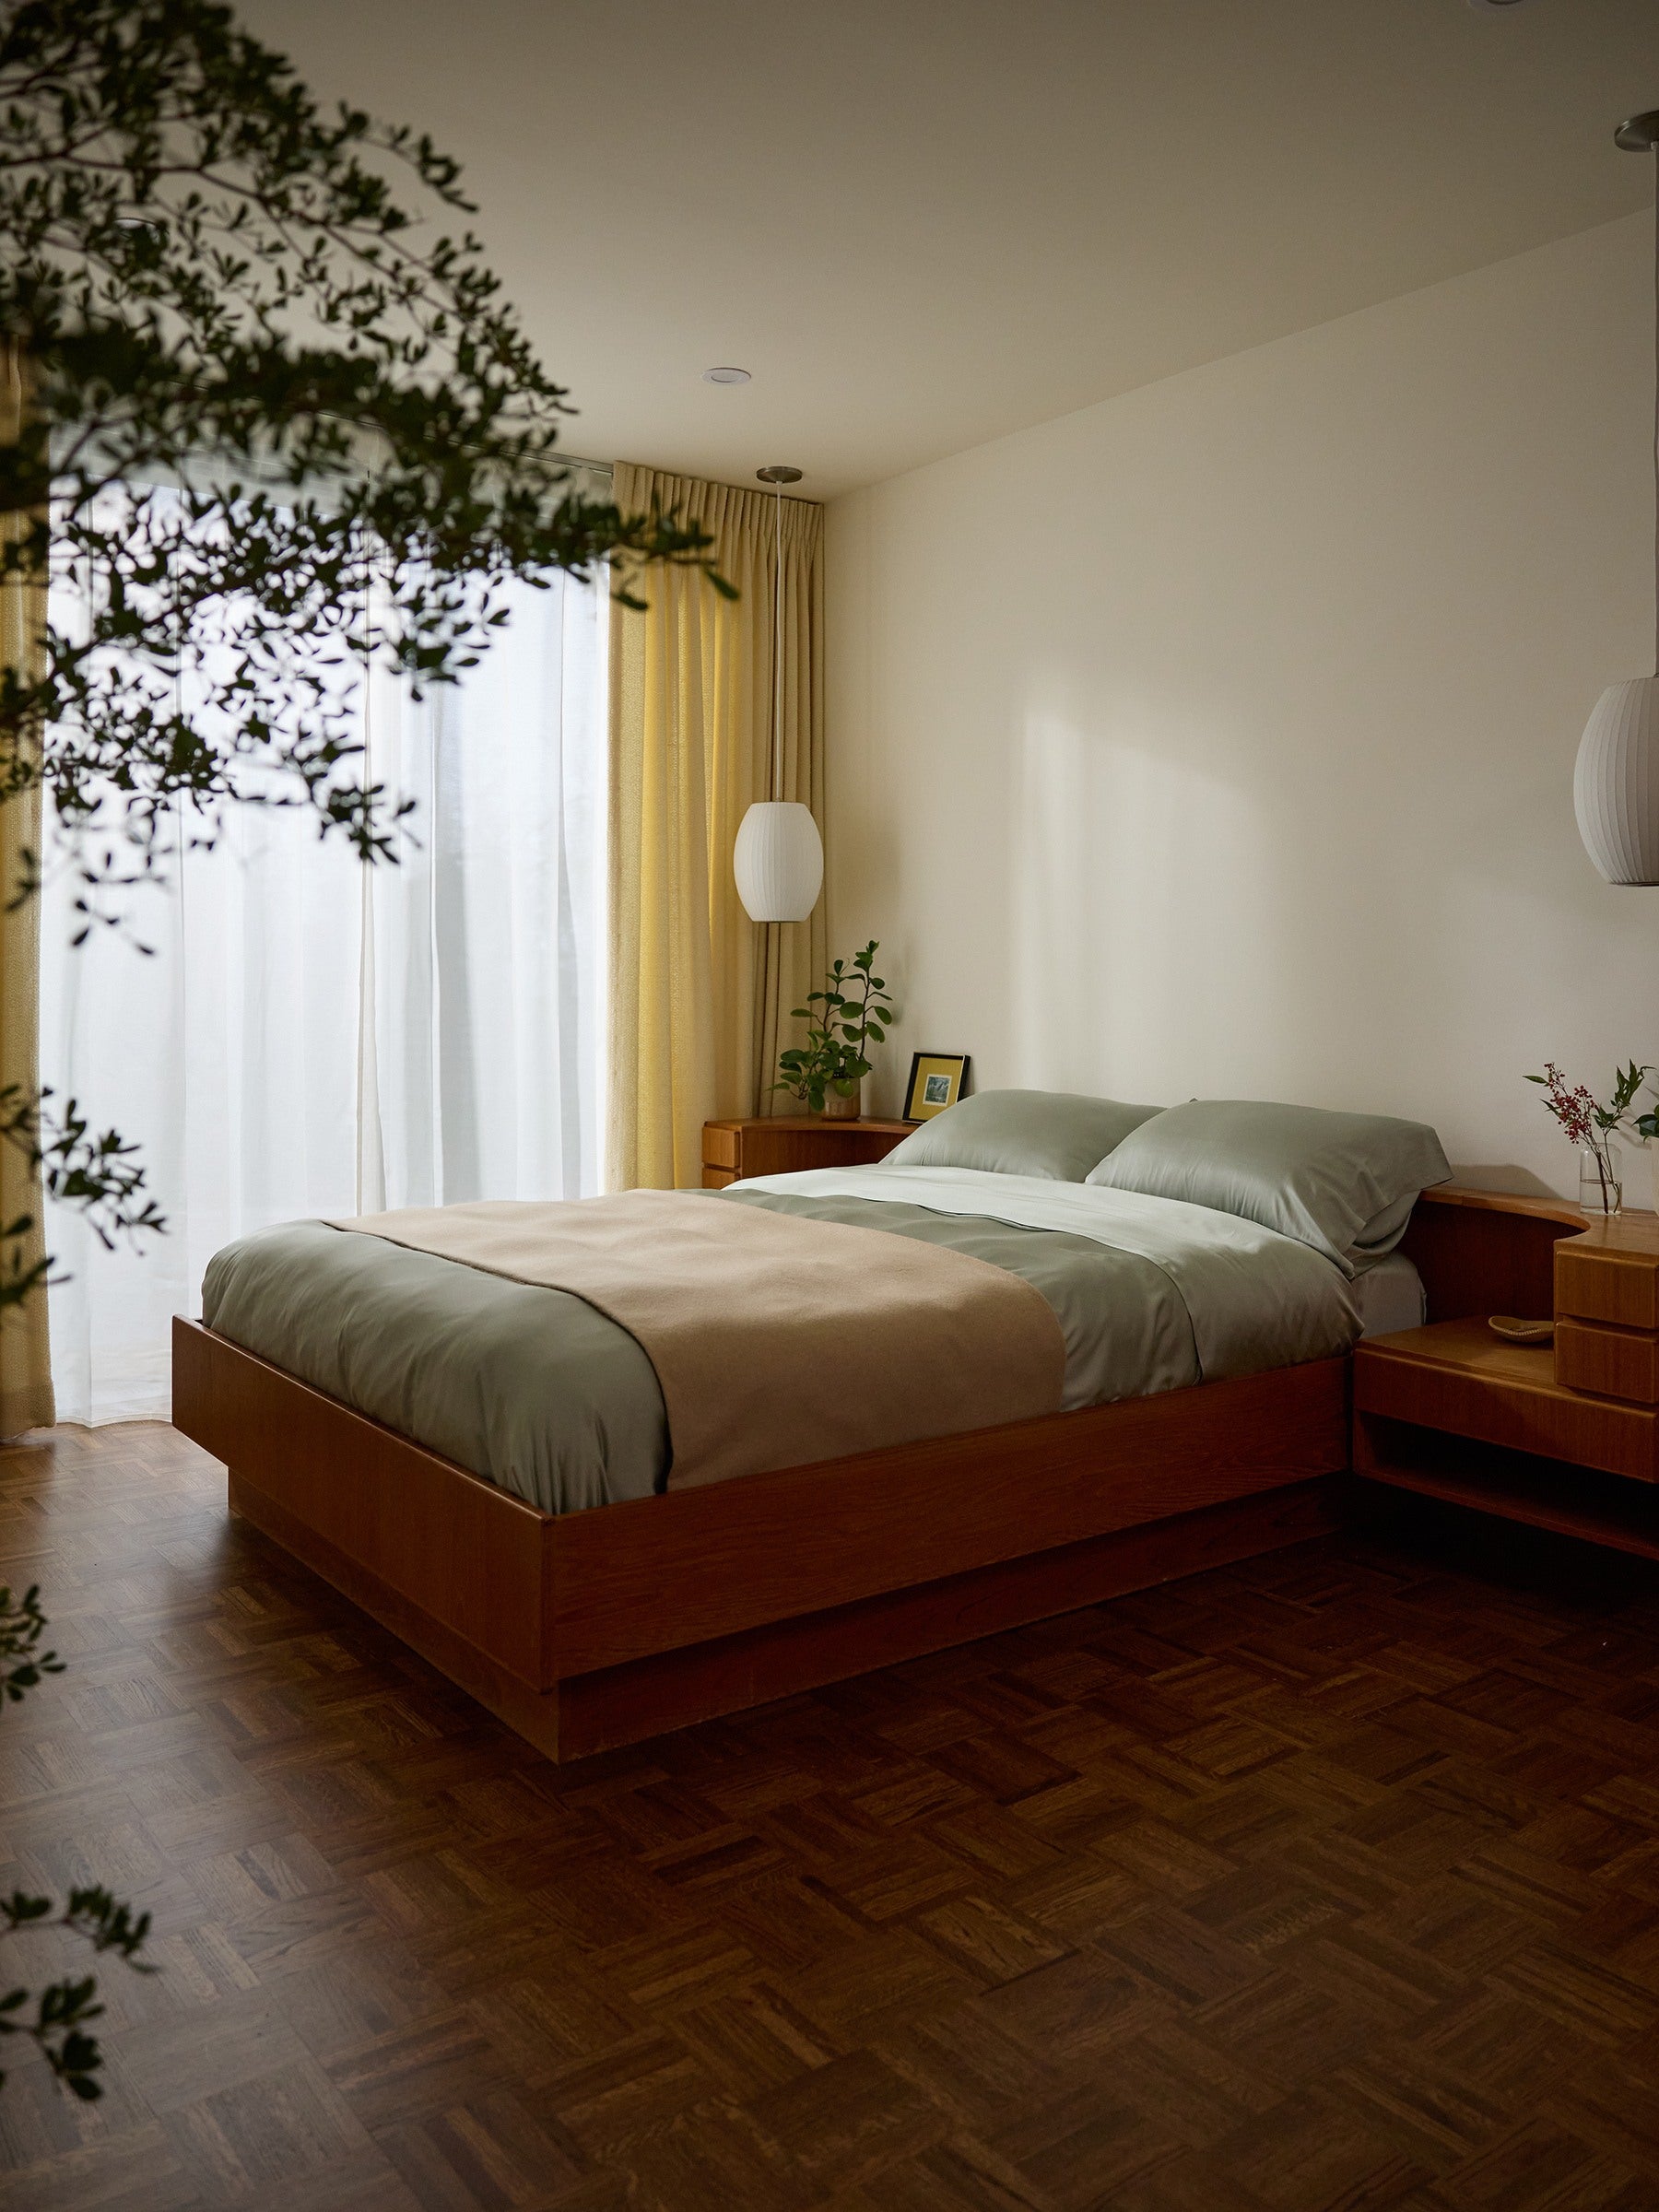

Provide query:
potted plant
left=775, top=942, right=895, bottom=1120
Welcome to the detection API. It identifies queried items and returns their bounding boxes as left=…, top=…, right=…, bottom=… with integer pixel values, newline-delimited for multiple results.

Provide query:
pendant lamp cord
left=772, top=477, right=784, bottom=800
left=1653, top=140, right=1657, bottom=675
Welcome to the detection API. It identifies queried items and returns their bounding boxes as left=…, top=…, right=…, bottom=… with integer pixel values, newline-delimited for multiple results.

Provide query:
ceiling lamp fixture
left=1576, top=110, right=1659, bottom=885
left=703, top=365, right=751, bottom=384
left=734, top=465, right=824, bottom=923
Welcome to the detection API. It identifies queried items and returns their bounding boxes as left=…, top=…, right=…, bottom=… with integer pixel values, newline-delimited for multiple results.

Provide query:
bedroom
left=6, top=0, right=1659, bottom=2204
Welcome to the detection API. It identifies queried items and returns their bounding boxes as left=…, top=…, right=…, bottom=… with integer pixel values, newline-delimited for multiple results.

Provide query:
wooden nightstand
left=1358, top=1195, right=1659, bottom=1559
left=701, top=1116, right=912, bottom=1189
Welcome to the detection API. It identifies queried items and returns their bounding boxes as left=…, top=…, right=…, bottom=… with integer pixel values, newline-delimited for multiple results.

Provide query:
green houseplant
left=0, top=0, right=718, bottom=2099
left=775, top=941, right=895, bottom=1118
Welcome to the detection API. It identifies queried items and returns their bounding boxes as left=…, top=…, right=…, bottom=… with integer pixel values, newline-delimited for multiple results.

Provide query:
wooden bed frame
left=169, top=1183, right=1576, bottom=1759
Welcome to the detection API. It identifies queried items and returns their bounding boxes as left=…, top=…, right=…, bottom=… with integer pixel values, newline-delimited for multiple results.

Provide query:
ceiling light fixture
left=734, top=466, right=823, bottom=924
left=1465, top=1, right=1535, bottom=13
left=703, top=365, right=751, bottom=384
left=1575, top=109, right=1659, bottom=883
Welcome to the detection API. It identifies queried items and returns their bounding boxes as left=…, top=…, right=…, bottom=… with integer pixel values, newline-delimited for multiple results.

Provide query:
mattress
left=1350, top=1250, right=1427, bottom=1338
left=200, top=1170, right=1364, bottom=1516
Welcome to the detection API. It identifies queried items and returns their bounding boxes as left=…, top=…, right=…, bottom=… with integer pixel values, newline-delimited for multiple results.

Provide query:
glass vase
left=1579, top=1137, right=1623, bottom=1217
left=818, top=1079, right=861, bottom=1122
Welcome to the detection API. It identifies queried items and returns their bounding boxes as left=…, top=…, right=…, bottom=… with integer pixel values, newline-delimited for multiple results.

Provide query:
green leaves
left=0, top=1970, right=107, bottom=2102
left=771, top=940, right=899, bottom=1109
left=1, top=1591, right=154, bottom=2103
left=1606, top=1060, right=1653, bottom=1126
left=0, top=1583, right=62, bottom=1703
left=0, top=1083, right=165, bottom=1324
left=0, top=0, right=727, bottom=919
left=60, top=1887, right=154, bottom=1969
left=0, top=0, right=722, bottom=1310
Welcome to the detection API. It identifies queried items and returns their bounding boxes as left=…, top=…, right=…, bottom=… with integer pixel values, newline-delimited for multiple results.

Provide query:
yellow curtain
left=608, top=463, right=826, bottom=1190
left=0, top=343, right=53, bottom=1433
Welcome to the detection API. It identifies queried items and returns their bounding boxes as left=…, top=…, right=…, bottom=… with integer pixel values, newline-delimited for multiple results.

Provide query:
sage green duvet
left=199, top=1165, right=1359, bottom=1516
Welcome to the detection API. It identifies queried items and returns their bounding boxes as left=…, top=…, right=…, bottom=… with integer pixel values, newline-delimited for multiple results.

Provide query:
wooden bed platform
left=169, top=1182, right=1579, bottom=1759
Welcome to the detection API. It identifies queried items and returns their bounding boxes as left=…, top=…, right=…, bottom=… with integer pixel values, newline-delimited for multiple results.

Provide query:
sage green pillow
left=884, top=1088, right=1162, bottom=1182
left=1086, top=1099, right=1451, bottom=1275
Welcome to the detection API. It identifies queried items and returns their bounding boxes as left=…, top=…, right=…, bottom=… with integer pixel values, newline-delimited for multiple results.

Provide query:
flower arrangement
left=1526, top=1060, right=1651, bottom=1214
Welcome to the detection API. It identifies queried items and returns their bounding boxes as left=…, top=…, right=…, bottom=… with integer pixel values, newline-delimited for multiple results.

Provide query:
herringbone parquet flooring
left=5, top=1426, right=1659, bottom=2210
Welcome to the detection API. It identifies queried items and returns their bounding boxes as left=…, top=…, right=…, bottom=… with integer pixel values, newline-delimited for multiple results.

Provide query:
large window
left=41, top=503, right=610, bottom=1422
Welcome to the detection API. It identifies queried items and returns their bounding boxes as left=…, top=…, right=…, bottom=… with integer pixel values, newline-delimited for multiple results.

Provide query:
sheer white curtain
left=41, top=528, right=609, bottom=1424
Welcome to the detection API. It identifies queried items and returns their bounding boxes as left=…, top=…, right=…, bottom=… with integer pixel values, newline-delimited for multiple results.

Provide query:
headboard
left=1400, top=1186, right=1586, bottom=1324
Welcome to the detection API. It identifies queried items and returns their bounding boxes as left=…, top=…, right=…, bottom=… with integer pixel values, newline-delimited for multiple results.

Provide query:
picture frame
left=903, top=1052, right=970, bottom=1123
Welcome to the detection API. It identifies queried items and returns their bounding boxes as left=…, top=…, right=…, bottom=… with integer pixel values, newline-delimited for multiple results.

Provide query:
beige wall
left=826, top=212, right=1657, bottom=1196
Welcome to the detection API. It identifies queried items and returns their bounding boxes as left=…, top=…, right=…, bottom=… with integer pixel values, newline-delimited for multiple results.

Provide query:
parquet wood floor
left=5, top=1429, right=1659, bottom=2210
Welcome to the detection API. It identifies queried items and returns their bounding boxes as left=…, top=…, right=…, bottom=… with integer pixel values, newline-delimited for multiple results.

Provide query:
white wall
left=826, top=213, right=1657, bottom=1195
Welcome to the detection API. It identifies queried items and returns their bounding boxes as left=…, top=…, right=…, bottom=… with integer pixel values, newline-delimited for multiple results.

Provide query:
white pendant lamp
left=1576, top=109, right=1659, bottom=885
left=734, top=465, right=823, bottom=923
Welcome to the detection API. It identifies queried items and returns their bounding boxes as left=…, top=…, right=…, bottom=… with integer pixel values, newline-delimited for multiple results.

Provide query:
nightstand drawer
left=1556, top=1239, right=1659, bottom=1330
left=701, top=1117, right=911, bottom=1185
left=1555, top=1317, right=1659, bottom=1404
left=703, top=1124, right=740, bottom=1173
left=731, top=1126, right=803, bottom=1178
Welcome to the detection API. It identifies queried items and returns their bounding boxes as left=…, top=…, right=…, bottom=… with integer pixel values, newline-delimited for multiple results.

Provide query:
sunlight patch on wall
left=1009, top=700, right=1282, bottom=1102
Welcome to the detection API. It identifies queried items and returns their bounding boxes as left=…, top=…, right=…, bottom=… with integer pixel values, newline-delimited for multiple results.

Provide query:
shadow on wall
left=1445, top=1165, right=1563, bottom=1198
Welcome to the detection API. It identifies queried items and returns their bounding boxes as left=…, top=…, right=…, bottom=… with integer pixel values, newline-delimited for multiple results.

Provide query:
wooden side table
left=1358, top=1194, right=1659, bottom=1559
left=701, top=1116, right=912, bottom=1189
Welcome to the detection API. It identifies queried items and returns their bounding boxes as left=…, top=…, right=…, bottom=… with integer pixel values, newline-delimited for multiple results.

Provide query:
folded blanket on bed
left=329, top=1191, right=1067, bottom=1491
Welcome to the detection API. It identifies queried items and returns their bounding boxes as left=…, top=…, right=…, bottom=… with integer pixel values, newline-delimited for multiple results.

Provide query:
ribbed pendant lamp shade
left=1576, top=678, right=1659, bottom=884
left=735, top=465, right=823, bottom=923
left=734, top=800, right=823, bottom=922
left=1575, top=113, right=1659, bottom=886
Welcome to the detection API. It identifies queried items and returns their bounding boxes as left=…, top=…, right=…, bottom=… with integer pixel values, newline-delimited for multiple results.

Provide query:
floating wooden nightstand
left=701, top=1115, right=911, bottom=1188
left=1356, top=1316, right=1659, bottom=1485
left=1359, top=1194, right=1659, bottom=1558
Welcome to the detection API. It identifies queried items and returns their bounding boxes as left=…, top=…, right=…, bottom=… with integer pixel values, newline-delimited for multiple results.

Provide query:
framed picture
left=903, top=1052, right=970, bottom=1123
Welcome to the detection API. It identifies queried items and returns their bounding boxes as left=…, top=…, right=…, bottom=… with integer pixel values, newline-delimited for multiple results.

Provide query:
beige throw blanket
left=331, top=1192, right=1065, bottom=1491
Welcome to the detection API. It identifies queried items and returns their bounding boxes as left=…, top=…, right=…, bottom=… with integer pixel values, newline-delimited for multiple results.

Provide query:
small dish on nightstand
left=1488, top=1315, right=1554, bottom=1346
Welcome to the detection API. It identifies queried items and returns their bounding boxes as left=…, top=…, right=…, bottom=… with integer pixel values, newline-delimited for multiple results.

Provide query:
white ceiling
left=243, top=0, right=1659, bottom=499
